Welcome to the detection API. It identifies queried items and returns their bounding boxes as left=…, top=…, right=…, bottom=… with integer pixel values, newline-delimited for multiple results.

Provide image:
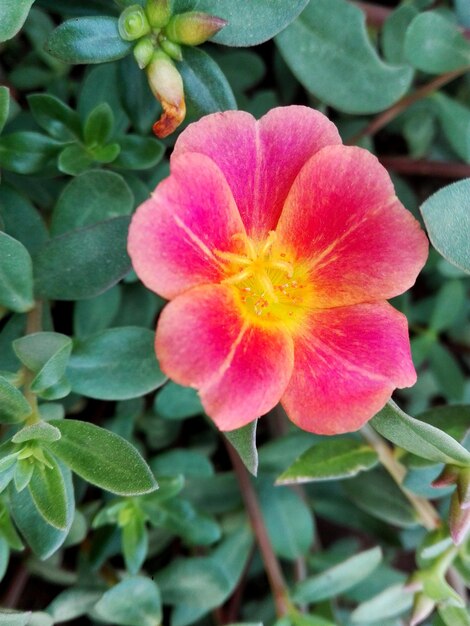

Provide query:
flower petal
left=128, top=152, right=244, bottom=299
left=173, top=106, right=341, bottom=238
left=277, top=145, right=428, bottom=307
left=156, top=284, right=294, bottom=431
left=281, top=302, right=416, bottom=435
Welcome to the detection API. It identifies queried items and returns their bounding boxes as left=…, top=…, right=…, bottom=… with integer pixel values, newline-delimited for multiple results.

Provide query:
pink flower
left=128, top=106, right=428, bottom=434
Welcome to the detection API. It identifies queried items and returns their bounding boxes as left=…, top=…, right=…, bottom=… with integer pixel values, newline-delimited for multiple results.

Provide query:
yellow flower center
left=214, top=231, right=313, bottom=331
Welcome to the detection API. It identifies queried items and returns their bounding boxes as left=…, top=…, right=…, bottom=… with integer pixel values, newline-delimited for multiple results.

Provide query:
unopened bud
left=449, top=489, right=470, bottom=545
left=119, top=5, right=151, bottom=41
left=146, top=0, right=173, bottom=28
left=159, top=37, right=183, bottom=61
left=409, top=593, right=435, bottom=626
left=147, top=50, right=186, bottom=138
left=457, top=467, right=470, bottom=509
left=133, top=36, right=155, bottom=69
left=432, top=464, right=459, bottom=488
left=164, top=11, right=227, bottom=46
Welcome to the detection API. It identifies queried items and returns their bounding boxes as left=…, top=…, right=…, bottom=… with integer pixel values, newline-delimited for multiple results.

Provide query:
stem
left=378, top=156, right=470, bottom=179
left=362, top=425, right=440, bottom=531
left=23, top=303, right=43, bottom=425
left=1, top=560, right=30, bottom=608
left=224, top=437, right=291, bottom=617
left=347, top=68, right=469, bottom=145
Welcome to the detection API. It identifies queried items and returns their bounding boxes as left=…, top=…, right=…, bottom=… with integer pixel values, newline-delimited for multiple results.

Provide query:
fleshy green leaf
left=73, top=285, right=121, bottom=338
left=351, top=583, right=414, bottom=623
left=112, top=135, right=164, bottom=170
left=371, top=401, right=470, bottom=466
left=46, top=17, right=133, bottom=64
left=194, top=0, right=309, bottom=46
left=27, top=93, right=82, bottom=140
left=420, top=178, right=470, bottom=274
left=417, top=405, right=470, bottom=442
left=0, top=611, right=31, bottom=626
left=0, top=184, right=48, bottom=255
left=178, top=47, right=236, bottom=118
left=67, top=326, right=166, bottom=400
left=46, top=588, right=102, bottom=623
left=154, top=381, right=203, bottom=420
left=28, top=450, right=69, bottom=529
left=0, top=0, right=36, bottom=43
left=432, top=92, right=470, bottom=163
left=293, top=547, right=382, bottom=604
left=0, top=132, right=61, bottom=174
left=12, top=422, right=61, bottom=444
left=0, top=86, right=10, bottom=134
left=225, top=421, right=258, bottom=476
left=0, top=232, right=34, bottom=312
left=276, top=0, right=413, bottom=114
left=84, top=102, right=114, bottom=146
left=33, top=216, right=131, bottom=300
left=57, top=144, right=94, bottom=175
left=404, top=11, right=470, bottom=73
left=94, top=577, right=162, bottom=626
left=277, top=438, right=378, bottom=485
left=438, top=605, right=470, bottom=626
left=47, top=418, right=158, bottom=495
left=382, top=4, right=419, bottom=65
left=0, top=376, right=31, bottom=424
left=51, top=171, right=133, bottom=236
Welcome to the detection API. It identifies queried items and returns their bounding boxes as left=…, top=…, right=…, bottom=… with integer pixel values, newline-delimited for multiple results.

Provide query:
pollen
left=214, top=231, right=313, bottom=330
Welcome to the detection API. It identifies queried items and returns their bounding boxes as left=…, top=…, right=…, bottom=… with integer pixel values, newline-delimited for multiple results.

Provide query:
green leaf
left=51, top=171, right=133, bottom=236
left=420, top=178, right=470, bottom=274
left=276, top=0, right=413, bottom=114
left=0, top=376, right=31, bottom=424
left=293, top=547, right=382, bottom=604
left=57, top=144, right=93, bottom=175
left=122, top=513, right=148, bottom=574
left=9, top=459, right=74, bottom=558
left=371, top=400, right=470, bottom=466
left=0, top=0, right=36, bottom=43
left=33, top=216, right=131, bottom=300
left=0, top=132, right=61, bottom=174
left=95, top=577, right=162, bottom=626
left=382, top=4, right=419, bottom=65
left=0, top=86, right=10, bottom=134
left=258, top=480, right=314, bottom=560
left=14, top=332, right=72, bottom=396
left=0, top=233, right=34, bottom=313
left=225, top=421, right=258, bottom=476
left=12, top=422, right=61, bottom=444
left=46, top=17, right=133, bottom=64
left=277, top=438, right=378, bottom=485
left=178, top=47, right=236, bottom=118
left=112, top=135, right=164, bottom=170
left=429, top=342, right=465, bottom=402
left=429, top=280, right=466, bottom=332
left=0, top=611, right=31, bottom=626
left=438, top=605, right=470, bottom=626
left=417, top=405, right=470, bottom=442
left=47, top=588, right=102, bottom=623
left=195, top=0, right=308, bottom=46
left=154, top=381, right=203, bottom=420
left=28, top=450, right=69, bottom=530
left=351, top=583, right=414, bottom=623
left=0, top=184, right=48, bottom=255
left=150, top=449, right=213, bottom=478
left=67, top=327, right=166, bottom=400
left=47, top=418, right=157, bottom=495
left=73, top=285, right=121, bottom=338
left=27, top=93, right=82, bottom=140
left=404, top=11, right=470, bottom=73
left=84, top=102, right=114, bottom=146
left=158, top=498, right=221, bottom=546
left=432, top=92, right=470, bottom=163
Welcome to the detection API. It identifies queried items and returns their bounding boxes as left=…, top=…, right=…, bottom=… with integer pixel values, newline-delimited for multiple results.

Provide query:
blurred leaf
left=276, top=0, right=413, bottom=114
left=46, top=589, right=102, bottom=623
left=293, top=547, right=382, bottom=604
left=27, top=93, right=82, bottom=140
left=432, top=92, right=470, bottom=162
left=277, top=438, right=378, bottom=485
left=420, top=178, right=470, bottom=274
left=225, top=421, right=258, bottom=476
left=417, top=405, right=470, bottom=442
left=0, top=233, right=34, bottom=313
left=73, top=285, right=121, bottom=338
left=95, top=577, right=162, bottom=626
left=0, top=0, right=35, bottom=42
left=178, top=47, right=236, bottom=118
left=259, top=480, right=314, bottom=560
left=0, top=376, right=31, bottom=424
left=429, top=280, right=466, bottom=332
left=212, top=50, right=265, bottom=94
left=154, top=381, right=203, bottom=420
left=382, top=4, right=419, bottom=65
left=438, top=605, right=470, bottom=626
left=343, top=469, right=417, bottom=527
left=195, top=0, right=308, bottom=46
left=51, top=171, right=133, bottom=235
left=150, top=449, right=213, bottom=478
left=404, top=11, right=470, bottom=73
left=0, top=184, right=48, bottom=255
left=0, top=611, right=31, bottom=626
left=456, top=0, right=470, bottom=27
left=0, top=132, right=61, bottom=174
left=351, top=584, right=414, bottom=623
left=371, top=401, right=470, bottom=466
left=67, top=327, right=166, bottom=400
left=48, top=418, right=158, bottom=495
left=429, top=342, right=465, bottom=402
left=158, top=498, right=221, bottom=546
left=78, top=62, right=129, bottom=132
left=34, top=216, right=131, bottom=300
left=9, top=460, right=74, bottom=558
left=0, top=86, right=10, bottom=134
left=122, top=513, right=148, bottom=574
left=112, top=135, right=164, bottom=170
left=46, top=17, right=132, bottom=64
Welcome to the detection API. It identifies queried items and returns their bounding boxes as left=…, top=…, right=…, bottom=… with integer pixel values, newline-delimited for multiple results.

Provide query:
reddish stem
left=379, top=156, right=470, bottom=178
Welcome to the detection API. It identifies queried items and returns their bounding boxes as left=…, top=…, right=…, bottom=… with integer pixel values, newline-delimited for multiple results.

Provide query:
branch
left=224, top=437, right=291, bottom=617
left=379, top=156, right=470, bottom=179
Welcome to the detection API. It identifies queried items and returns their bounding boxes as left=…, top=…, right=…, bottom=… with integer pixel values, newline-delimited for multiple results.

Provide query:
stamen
left=214, top=249, right=252, bottom=266
left=258, top=271, right=278, bottom=303
left=232, top=233, right=257, bottom=259
left=222, top=267, right=254, bottom=285
left=268, top=259, right=294, bottom=277
left=259, top=230, right=277, bottom=256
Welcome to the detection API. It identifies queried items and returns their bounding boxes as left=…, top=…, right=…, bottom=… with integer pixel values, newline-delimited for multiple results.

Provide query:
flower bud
left=409, top=593, right=435, bottom=626
left=133, top=36, right=155, bottom=69
left=432, top=464, right=459, bottom=488
left=146, top=50, right=186, bottom=138
left=449, top=489, right=470, bottom=545
left=119, top=5, right=151, bottom=41
left=159, top=37, right=183, bottom=61
left=457, top=467, right=470, bottom=509
left=164, top=11, right=227, bottom=46
left=146, top=0, right=173, bottom=28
